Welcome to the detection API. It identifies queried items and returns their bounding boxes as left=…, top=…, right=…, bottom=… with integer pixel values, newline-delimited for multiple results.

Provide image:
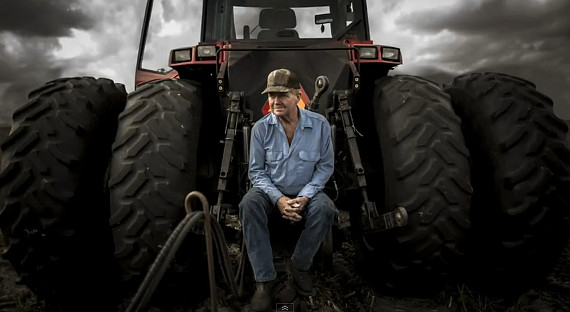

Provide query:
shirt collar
left=268, top=108, right=313, bottom=129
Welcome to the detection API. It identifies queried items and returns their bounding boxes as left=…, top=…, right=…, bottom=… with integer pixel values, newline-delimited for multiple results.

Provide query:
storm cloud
left=0, top=0, right=94, bottom=124
left=399, top=0, right=570, bottom=38
left=0, top=1, right=94, bottom=37
left=392, top=0, right=570, bottom=119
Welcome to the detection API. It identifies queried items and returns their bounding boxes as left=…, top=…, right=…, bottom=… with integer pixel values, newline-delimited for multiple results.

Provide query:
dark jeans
left=239, top=187, right=337, bottom=282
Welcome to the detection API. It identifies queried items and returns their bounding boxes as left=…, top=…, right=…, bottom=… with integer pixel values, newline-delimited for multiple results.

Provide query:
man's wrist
left=270, top=192, right=284, bottom=205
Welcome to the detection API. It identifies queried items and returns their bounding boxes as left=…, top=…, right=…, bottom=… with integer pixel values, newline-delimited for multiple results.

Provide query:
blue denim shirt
left=249, top=108, right=334, bottom=204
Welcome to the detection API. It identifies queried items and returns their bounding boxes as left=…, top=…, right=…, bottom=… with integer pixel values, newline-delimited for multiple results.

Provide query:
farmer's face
left=268, top=90, right=300, bottom=119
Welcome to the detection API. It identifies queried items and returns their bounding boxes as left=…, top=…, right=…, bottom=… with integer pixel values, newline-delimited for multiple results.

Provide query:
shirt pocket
left=296, top=151, right=320, bottom=182
left=266, top=151, right=284, bottom=164
left=266, top=151, right=284, bottom=178
left=299, top=151, right=320, bottom=162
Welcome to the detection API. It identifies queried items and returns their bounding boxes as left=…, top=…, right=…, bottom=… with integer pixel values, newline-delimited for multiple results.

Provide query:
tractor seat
left=257, top=8, right=299, bottom=41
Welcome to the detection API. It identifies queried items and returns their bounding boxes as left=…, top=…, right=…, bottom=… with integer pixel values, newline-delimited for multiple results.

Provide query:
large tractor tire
left=0, top=77, right=126, bottom=310
left=109, top=79, right=205, bottom=285
left=362, top=75, right=472, bottom=291
left=444, top=72, right=570, bottom=291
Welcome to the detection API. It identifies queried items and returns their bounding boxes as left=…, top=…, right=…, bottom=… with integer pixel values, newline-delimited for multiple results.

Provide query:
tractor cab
left=136, top=0, right=402, bottom=120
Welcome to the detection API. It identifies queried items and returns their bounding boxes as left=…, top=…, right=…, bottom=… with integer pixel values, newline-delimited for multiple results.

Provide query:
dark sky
left=0, top=0, right=569, bottom=124
left=390, top=0, right=570, bottom=120
left=0, top=0, right=95, bottom=124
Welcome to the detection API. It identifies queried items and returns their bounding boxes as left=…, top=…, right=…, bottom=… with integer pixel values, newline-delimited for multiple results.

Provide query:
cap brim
left=261, top=86, right=294, bottom=94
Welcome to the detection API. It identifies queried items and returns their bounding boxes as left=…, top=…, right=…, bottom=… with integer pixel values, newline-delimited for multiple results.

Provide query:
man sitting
left=239, top=68, right=337, bottom=311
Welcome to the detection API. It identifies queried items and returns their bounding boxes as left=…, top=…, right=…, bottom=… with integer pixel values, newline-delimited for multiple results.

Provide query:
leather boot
left=250, top=280, right=275, bottom=311
left=288, top=262, right=314, bottom=296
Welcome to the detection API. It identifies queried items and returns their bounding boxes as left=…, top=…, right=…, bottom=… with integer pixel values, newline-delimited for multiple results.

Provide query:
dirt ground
left=1, top=234, right=569, bottom=312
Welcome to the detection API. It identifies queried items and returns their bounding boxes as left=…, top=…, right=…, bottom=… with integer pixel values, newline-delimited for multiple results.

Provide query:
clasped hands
left=277, top=195, right=309, bottom=222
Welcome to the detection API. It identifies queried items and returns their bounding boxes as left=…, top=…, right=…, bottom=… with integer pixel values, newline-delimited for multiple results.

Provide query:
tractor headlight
left=197, top=45, right=216, bottom=58
left=172, top=48, right=192, bottom=63
left=381, top=47, right=400, bottom=61
left=358, top=47, right=378, bottom=59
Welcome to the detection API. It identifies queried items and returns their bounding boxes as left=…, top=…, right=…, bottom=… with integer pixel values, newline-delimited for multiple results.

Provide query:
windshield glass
left=202, top=0, right=368, bottom=42
left=234, top=6, right=332, bottom=40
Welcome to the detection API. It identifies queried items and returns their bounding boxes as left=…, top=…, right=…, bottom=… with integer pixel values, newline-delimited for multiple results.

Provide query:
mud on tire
left=444, top=72, right=570, bottom=290
left=109, top=79, right=205, bottom=283
left=362, top=75, right=472, bottom=291
left=0, top=77, right=126, bottom=309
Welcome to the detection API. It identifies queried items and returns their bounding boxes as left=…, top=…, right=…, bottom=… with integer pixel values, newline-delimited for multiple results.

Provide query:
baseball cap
left=261, top=68, right=300, bottom=94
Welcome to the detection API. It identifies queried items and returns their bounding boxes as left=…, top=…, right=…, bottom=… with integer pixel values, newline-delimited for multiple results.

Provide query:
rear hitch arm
left=333, top=90, right=408, bottom=233
left=212, top=91, right=249, bottom=222
left=309, top=76, right=329, bottom=113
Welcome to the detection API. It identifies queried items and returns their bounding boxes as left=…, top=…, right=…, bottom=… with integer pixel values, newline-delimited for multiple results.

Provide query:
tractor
left=1, top=0, right=569, bottom=311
